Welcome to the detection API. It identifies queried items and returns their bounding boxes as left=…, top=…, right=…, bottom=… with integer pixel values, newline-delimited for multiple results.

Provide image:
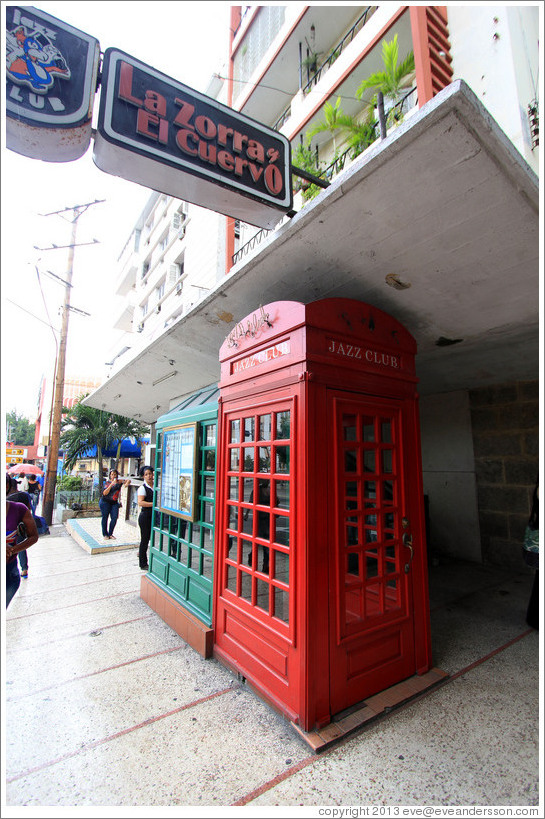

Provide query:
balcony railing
left=301, top=7, right=376, bottom=96
left=272, top=7, right=376, bottom=132
left=232, top=227, right=272, bottom=266
left=272, top=105, right=292, bottom=132
left=234, top=87, right=417, bottom=267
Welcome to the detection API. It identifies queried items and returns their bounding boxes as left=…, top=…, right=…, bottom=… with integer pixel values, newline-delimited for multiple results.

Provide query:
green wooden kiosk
left=140, top=385, right=219, bottom=657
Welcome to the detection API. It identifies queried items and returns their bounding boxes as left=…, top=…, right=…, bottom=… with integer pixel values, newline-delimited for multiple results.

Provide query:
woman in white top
left=137, top=466, right=154, bottom=570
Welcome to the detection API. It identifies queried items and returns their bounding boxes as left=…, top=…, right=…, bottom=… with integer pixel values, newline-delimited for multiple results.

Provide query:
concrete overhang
left=85, top=81, right=539, bottom=424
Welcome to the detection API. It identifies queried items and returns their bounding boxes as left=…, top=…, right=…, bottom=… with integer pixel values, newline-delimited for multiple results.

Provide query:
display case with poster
left=158, top=422, right=198, bottom=521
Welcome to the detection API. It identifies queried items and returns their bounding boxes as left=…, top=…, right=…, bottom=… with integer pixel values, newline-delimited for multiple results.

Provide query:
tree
left=60, top=399, right=149, bottom=486
left=109, top=414, right=149, bottom=469
left=60, top=401, right=115, bottom=487
left=6, top=410, right=35, bottom=445
left=356, top=35, right=415, bottom=125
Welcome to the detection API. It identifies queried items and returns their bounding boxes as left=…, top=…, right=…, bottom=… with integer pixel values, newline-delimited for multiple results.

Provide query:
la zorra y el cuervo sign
left=94, top=49, right=292, bottom=229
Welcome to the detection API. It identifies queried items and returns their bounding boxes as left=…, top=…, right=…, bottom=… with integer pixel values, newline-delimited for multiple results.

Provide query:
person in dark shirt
left=137, top=466, right=154, bottom=570
left=99, top=469, right=131, bottom=540
left=6, top=476, right=32, bottom=578
left=27, top=474, right=41, bottom=513
left=6, top=475, right=38, bottom=604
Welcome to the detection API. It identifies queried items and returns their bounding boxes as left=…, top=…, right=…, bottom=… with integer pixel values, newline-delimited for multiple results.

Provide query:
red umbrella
left=7, top=463, right=44, bottom=476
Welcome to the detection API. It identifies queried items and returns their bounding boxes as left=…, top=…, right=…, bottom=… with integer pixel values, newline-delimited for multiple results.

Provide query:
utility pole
left=39, top=200, right=104, bottom=525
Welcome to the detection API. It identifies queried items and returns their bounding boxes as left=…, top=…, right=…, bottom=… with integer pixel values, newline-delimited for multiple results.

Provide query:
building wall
left=420, top=380, right=539, bottom=570
left=448, top=5, right=540, bottom=172
left=183, top=204, right=226, bottom=298
left=109, top=193, right=226, bottom=371
left=469, top=380, right=539, bottom=569
left=420, top=391, right=481, bottom=563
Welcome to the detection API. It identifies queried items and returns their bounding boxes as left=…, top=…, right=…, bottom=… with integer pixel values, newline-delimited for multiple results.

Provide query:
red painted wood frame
left=213, top=299, right=432, bottom=731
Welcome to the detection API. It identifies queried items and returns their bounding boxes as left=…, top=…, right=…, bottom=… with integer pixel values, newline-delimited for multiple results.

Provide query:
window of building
left=156, top=280, right=165, bottom=302
left=159, top=231, right=169, bottom=252
left=234, top=219, right=241, bottom=253
left=144, top=214, right=154, bottom=238
left=233, top=6, right=286, bottom=104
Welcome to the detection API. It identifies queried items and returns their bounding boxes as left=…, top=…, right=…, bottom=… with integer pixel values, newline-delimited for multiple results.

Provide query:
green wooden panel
left=150, top=551, right=168, bottom=583
left=187, top=575, right=212, bottom=613
left=167, top=562, right=187, bottom=598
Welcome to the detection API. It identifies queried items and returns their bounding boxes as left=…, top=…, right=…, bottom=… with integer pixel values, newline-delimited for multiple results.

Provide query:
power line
left=4, top=297, right=59, bottom=334
left=214, top=72, right=370, bottom=105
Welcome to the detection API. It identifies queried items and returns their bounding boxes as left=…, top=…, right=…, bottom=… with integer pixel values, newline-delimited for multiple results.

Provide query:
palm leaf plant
left=60, top=399, right=148, bottom=487
left=342, top=110, right=378, bottom=158
left=307, top=97, right=344, bottom=153
left=109, top=413, right=149, bottom=469
left=291, top=138, right=324, bottom=201
left=356, top=34, right=415, bottom=126
left=308, top=97, right=377, bottom=160
left=61, top=400, right=115, bottom=488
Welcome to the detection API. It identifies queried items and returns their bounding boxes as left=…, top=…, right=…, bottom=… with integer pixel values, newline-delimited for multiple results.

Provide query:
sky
left=2, top=0, right=232, bottom=424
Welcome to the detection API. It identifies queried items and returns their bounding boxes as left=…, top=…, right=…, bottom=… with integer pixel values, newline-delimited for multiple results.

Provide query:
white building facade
left=89, top=4, right=540, bottom=569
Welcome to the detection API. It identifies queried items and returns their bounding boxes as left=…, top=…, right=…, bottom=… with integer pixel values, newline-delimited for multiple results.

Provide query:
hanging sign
left=5, top=5, right=100, bottom=161
left=94, top=49, right=292, bottom=229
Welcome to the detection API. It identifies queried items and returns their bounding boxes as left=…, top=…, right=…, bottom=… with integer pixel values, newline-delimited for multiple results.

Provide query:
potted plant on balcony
left=302, top=50, right=320, bottom=75
left=291, top=139, right=324, bottom=202
left=308, top=96, right=377, bottom=160
left=356, top=34, right=415, bottom=127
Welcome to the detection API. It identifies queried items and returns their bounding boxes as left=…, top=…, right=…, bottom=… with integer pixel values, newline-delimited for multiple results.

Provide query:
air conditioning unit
left=169, top=263, right=181, bottom=283
left=137, top=323, right=144, bottom=333
left=155, top=304, right=161, bottom=314
left=178, top=226, right=186, bottom=240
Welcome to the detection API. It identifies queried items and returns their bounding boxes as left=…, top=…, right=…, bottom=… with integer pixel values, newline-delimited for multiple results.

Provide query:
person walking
left=6, top=475, right=39, bottom=608
left=27, top=474, right=41, bottom=513
left=137, top=466, right=154, bottom=570
left=99, top=469, right=130, bottom=540
left=16, top=473, right=29, bottom=493
left=6, top=476, right=32, bottom=579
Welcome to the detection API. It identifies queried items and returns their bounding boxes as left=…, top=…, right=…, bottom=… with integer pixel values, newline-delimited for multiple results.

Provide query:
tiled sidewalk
left=4, top=525, right=540, bottom=809
left=65, top=514, right=140, bottom=554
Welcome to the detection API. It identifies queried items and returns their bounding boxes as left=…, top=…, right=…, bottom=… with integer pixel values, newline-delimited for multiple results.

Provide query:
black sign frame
left=94, top=49, right=292, bottom=229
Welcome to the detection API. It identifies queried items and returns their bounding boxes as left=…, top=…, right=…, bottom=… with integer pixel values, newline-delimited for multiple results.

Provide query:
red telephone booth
left=213, top=299, right=432, bottom=732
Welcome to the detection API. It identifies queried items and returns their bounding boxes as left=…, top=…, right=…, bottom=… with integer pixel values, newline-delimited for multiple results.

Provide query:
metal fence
left=57, top=487, right=101, bottom=509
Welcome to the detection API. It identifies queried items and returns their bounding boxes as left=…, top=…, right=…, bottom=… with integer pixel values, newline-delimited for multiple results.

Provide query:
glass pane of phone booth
left=222, top=405, right=292, bottom=628
left=151, top=417, right=216, bottom=625
left=340, top=407, right=403, bottom=632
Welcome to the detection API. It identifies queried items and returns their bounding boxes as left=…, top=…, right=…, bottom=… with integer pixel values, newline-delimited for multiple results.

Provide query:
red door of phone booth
left=213, top=299, right=431, bottom=732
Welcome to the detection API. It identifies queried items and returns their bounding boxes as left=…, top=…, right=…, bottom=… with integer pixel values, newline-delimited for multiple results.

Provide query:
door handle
left=402, top=532, right=414, bottom=574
